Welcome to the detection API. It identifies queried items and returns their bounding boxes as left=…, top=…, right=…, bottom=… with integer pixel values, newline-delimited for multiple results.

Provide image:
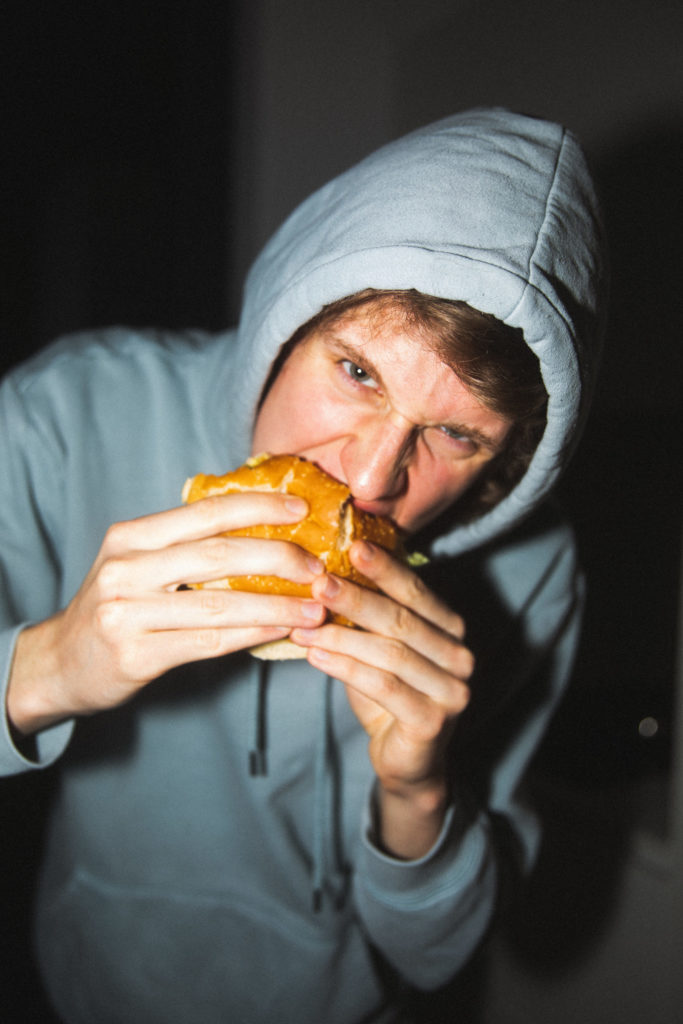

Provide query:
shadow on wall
left=493, top=119, right=683, bottom=980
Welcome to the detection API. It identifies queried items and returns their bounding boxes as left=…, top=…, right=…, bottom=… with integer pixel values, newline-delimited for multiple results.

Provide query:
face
left=251, top=308, right=512, bottom=534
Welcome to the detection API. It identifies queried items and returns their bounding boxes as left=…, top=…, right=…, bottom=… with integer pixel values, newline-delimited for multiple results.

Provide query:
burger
left=181, top=453, right=405, bottom=659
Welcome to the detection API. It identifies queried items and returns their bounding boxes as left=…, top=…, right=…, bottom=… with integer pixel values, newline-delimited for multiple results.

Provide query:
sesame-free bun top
left=181, top=454, right=402, bottom=658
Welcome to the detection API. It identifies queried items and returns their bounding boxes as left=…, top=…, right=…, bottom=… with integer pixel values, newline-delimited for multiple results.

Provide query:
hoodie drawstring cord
left=312, top=675, right=349, bottom=912
left=311, top=675, right=331, bottom=911
left=249, top=660, right=269, bottom=777
left=248, top=665, right=347, bottom=912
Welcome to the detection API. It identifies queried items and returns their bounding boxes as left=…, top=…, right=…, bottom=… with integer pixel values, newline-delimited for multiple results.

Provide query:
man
left=0, top=109, right=606, bottom=1022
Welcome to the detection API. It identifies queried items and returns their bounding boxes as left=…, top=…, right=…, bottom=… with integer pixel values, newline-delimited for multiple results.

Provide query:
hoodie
left=0, top=109, right=606, bottom=1023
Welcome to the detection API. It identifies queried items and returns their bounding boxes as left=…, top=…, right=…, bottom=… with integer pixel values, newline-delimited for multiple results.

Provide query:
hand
left=291, top=541, right=473, bottom=858
left=8, top=492, right=326, bottom=735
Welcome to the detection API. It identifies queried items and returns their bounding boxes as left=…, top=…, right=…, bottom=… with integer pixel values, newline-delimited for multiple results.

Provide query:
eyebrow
left=325, top=334, right=507, bottom=454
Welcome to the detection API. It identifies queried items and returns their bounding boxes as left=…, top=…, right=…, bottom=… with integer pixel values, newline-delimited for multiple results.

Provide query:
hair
left=261, top=289, right=548, bottom=522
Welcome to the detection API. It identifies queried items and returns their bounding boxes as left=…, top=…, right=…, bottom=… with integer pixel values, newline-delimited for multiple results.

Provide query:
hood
left=227, top=107, right=607, bottom=557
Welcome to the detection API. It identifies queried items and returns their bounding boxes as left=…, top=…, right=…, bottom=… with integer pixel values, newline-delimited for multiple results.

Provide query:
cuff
left=359, top=783, right=489, bottom=905
left=1, top=623, right=73, bottom=776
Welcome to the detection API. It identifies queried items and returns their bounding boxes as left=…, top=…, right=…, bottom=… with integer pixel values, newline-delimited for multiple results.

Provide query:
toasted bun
left=181, top=453, right=402, bottom=659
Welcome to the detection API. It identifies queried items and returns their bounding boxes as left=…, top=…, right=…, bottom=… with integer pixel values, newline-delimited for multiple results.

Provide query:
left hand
left=291, top=540, right=474, bottom=858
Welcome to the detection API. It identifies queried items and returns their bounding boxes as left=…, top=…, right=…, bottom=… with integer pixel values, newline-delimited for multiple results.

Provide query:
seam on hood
left=525, top=128, right=568, bottom=283
left=505, top=127, right=579, bottom=353
left=254, top=243, right=570, bottom=327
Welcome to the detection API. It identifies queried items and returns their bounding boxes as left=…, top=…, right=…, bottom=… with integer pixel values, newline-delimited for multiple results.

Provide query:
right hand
left=7, top=492, right=326, bottom=735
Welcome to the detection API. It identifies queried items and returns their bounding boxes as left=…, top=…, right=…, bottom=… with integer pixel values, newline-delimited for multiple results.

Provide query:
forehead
left=314, top=297, right=428, bottom=346
left=310, top=299, right=457, bottom=383
left=297, top=303, right=511, bottom=449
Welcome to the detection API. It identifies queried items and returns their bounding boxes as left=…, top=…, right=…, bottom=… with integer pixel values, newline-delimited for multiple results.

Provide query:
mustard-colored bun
left=181, top=454, right=402, bottom=659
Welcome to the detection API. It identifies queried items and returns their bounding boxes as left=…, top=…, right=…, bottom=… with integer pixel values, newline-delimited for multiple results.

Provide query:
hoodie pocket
left=36, top=868, right=384, bottom=1024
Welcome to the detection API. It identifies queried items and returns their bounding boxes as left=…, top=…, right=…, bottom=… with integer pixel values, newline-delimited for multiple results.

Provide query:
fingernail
left=301, top=601, right=324, bottom=620
left=306, top=554, right=324, bottom=575
left=322, top=576, right=341, bottom=598
left=308, top=647, right=331, bottom=666
left=285, top=496, right=308, bottom=516
left=355, top=541, right=374, bottom=562
left=292, top=628, right=316, bottom=643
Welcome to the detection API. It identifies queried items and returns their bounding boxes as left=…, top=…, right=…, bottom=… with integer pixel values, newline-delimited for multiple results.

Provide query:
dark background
left=1, top=2, right=682, bottom=1022
left=0, top=1, right=231, bottom=378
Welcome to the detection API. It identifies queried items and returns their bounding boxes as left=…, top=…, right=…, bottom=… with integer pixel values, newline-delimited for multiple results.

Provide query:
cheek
left=252, top=370, right=344, bottom=456
left=402, top=460, right=486, bottom=530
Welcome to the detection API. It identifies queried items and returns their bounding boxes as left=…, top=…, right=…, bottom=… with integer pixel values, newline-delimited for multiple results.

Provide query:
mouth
left=352, top=497, right=390, bottom=515
left=302, top=455, right=399, bottom=524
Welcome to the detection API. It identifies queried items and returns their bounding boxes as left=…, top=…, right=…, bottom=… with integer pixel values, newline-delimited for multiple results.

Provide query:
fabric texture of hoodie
left=0, top=109, right=606, bottom=1023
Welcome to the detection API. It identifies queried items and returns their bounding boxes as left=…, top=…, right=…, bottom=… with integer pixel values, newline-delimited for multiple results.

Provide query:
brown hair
left=262, top=289, right=548, bottom=521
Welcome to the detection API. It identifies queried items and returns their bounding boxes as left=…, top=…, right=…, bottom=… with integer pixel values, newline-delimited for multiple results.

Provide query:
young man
left=0, top=109, right=606, bottom=1023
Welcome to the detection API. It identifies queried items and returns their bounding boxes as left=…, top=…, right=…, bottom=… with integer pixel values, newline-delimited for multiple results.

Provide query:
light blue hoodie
left=0, top=109, right=606, bottom=1023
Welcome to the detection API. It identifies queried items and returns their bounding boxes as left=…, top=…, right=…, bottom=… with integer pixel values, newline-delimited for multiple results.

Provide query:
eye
left=440, top=425, right=471, bottom=443
left=432, top=425, right=479, bottom=456
left=341, top=360, right=377, bottom=387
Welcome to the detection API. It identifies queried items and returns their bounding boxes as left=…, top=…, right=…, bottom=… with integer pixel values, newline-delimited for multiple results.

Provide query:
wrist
left=7, top=617, right=71, bottom=736
left=373, top=776, right=450, bottom=861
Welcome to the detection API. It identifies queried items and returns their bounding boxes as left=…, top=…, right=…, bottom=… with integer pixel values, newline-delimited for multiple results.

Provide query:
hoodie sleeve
left=0, top=372, right=74, bottom=775
left=352, top=515, right=583, bottom=989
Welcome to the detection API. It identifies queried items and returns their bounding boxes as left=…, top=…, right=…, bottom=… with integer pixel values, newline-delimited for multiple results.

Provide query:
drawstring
left=248, top=665, right=348, bottom=912
left=311, top=676, right=330, bottom=911
left=249, top=660, right=269, bottom=776
left=312, top=675, right=349, bottom=912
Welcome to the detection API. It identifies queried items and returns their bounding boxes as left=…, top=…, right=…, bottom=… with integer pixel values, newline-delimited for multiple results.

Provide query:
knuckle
left=200, top=536, right=237, bottom=571
left=94, top=598, right=125, bottom=637
left=200, top=589, right=228, bottom=615
left=409, top=700, right=448, bottom=744
left=444, top=642, right=475, bottom=681
left=382, top=635, right=411, bottom=669
left=450, top=613, right=466, bottom=639
left=203, top=536, right=228, bottom=562
left=374, top=669, right=402, bottom=704
left=428, top=704, right=449, bottom=737
left=459, top=647, right=476, bottom=680
left=405, top=572, right=429, bottom=604
left=102, top=521, right=133, bottom=555
left=389, top=601, right=413, bottom=637
left=194, top=494, right=229, bottom=528
left=192, top=493, right=219, bottom=515
left=96, top=556, right=128, bottom=598
left=194, top=628, right=224, bottom=655
left=450, top=682, right=471, bottom=715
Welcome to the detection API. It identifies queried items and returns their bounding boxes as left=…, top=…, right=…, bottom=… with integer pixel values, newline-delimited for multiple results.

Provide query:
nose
left=340, top=412, right=415, bottom=503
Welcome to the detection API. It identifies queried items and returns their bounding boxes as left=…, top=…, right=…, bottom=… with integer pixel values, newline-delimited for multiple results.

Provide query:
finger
left=98, top=589, right=326, bottom=634
left=350, top=542, right=466, bottom=640
left=293, top=622, right=471, bottom=711
left=309, top=574, right=474, bottom=680
left=101, top=492, right=310, bottom=556
left=96, top=535, right=324, bottom=596
left=111, top=625, right=296, bottom=683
